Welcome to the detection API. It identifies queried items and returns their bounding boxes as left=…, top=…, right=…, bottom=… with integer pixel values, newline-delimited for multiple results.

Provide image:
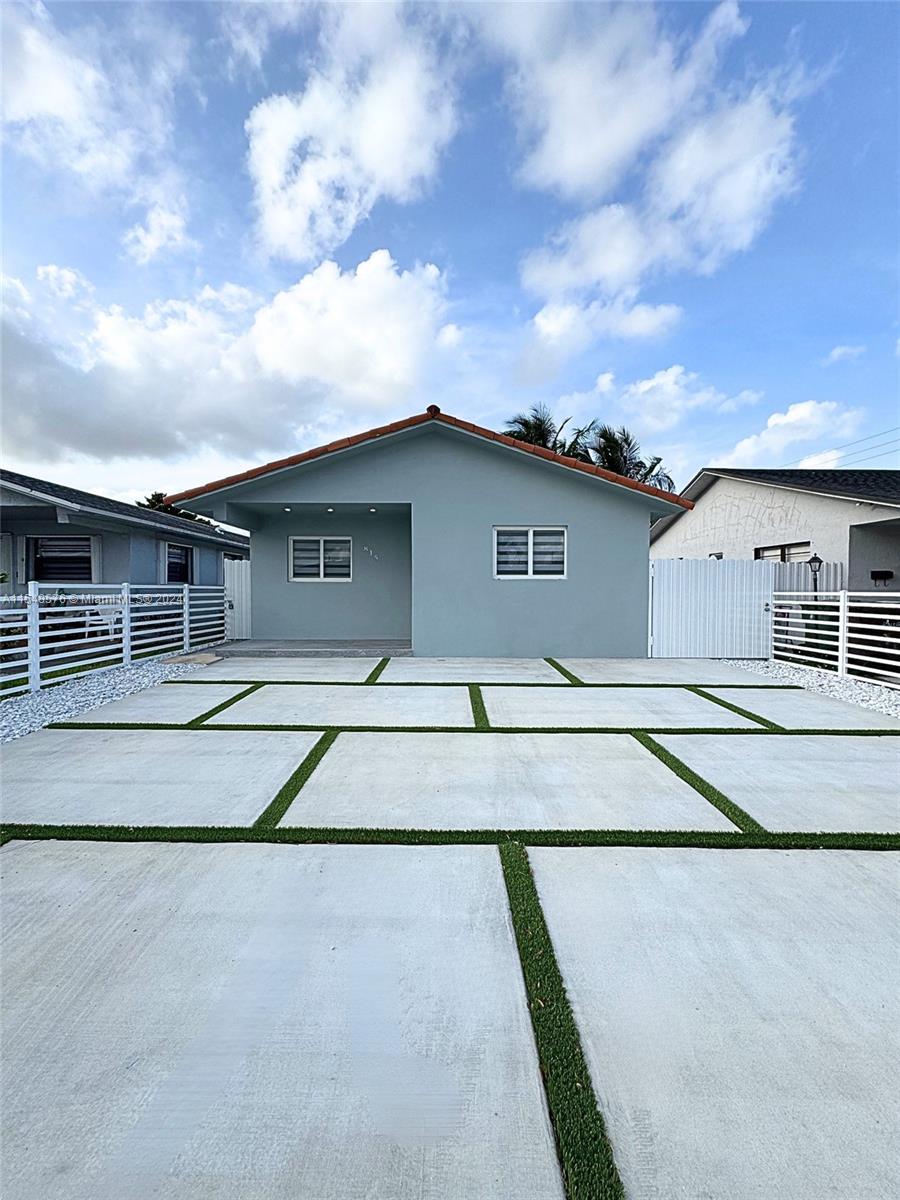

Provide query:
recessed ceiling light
left=283, top=506, right=291, bottom=512
left=326, top=507, right=334, bottom=513
left=369, top=507, right=377, bottom=513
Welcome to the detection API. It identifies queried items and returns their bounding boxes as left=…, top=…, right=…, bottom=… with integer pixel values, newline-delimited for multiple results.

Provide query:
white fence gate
left=224, top=558, right=251, bottom=640
left=649, top=558, right=843, bottom=658
left=772, top=591, right=900, bottom=689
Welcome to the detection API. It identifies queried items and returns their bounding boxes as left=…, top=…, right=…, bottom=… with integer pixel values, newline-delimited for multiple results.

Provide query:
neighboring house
left=651, top=469, right=900, bottom=590
left=166, top=405, right=690, bottom=656
left=0, top=468, right=249, bottom=594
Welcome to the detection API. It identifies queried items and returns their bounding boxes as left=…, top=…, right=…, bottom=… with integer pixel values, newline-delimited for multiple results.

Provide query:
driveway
left=2, top=656, right=898, bottom=1199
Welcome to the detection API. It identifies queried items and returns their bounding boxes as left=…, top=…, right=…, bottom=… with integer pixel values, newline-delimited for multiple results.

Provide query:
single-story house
left=650, top=468, right=900, bottom=590
left=0, top=468, right=249, bottom=594
left=166, top=405, right=690, bottom=657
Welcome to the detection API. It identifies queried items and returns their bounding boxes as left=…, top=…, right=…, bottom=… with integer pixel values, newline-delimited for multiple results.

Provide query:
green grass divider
left=687, top=686, right=784, bottom=731
left=187, top=683, right=263, bottom=727
left=499, top=841, right=624, bottom=1198
left=44, top=721, right=900, bottom=736
left=163, top=678, right=804, bottom=689
left=253, top=732, right=338, bottom=828
left=545, top=658, right=584, bottom=685
left=3, top=824, right=896, bottom=851
left=468, top=683, right=490, bottom=729
left=633, top=732, right=765, bottom=833
left=364, top=657, right=390, bottom=684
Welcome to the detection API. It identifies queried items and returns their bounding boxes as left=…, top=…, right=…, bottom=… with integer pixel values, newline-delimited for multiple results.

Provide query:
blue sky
left=2, top=0, right=898, bottom=503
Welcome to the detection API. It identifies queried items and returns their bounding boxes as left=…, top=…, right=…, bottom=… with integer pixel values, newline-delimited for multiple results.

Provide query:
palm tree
left=587, top=424, right=674, bottom=491
left=504, top=404, right=595, bottom=461
left=503, top=406, right=675, bottom=489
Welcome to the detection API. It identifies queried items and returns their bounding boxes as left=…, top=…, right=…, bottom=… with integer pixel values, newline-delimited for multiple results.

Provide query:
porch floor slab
left=191, top=657, right=381, bottom=682
left=530, top=847, right=900, bottom=1200
left=0, top=729, right=321, bottom=826
left=481, top=686, right=760, bottom=729
left=0, top=841, right=563, bottom=1200
left=558, top=658, right=770, bottom=685
left=207, top=684, right=474, bottom=727
left=280, top=732, right=737, bottom=830
left=61, top=683, right=249, bottom=725
left=379, top=657, right=565, bottom=684
left=657, top=733, right=900, bottom=831
left=215, top=639, right=412, bottom=658
left=705, top=686, right=900, bottom=730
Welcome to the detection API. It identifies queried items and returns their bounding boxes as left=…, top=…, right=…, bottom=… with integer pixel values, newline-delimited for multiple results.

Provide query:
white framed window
left=24, top=535, right=100, bottom=583
left=165, top=542, right=195, bottom=584
left=289, top=536, right=352, bottom=582
left=754, top=541, right=811, bottom=563
left=493, top=527, right=566, bottom=579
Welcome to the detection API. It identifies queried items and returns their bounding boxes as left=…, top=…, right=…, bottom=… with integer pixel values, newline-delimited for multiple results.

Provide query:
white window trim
left=288, top=535, right=353, bottom=583
left=493, top=526, right=567, bottom=580
left=20, top=534, right=101, bottom=584
left=160, top=541, right=198, bottom=585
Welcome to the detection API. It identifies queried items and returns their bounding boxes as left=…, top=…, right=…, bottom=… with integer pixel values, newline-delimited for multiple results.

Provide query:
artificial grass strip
left=2, top=823, right=897, bottom=850
left=633, top=732, right=765, bottom=833
left=500, top=841, right=625, bottom=1198
left=545, top=658, right=584, bottom=685
left=468, top=683, right=490, bottom=729
left=253, top=731, right=338, bottom=828
left=163, top=678, right=805, bottom=690
left=687, top=686, right=784, bottom=731
left=45, top=720, right=900, bottom=736
left=187, top=683, right=263, bottom=727
left=364, top=657, right=390, bottom=684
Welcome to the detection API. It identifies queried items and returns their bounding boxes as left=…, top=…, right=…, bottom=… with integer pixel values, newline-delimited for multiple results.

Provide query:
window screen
left=494, top=528, right=565, bottom=578
left=29, top=537, right=93, bottom=582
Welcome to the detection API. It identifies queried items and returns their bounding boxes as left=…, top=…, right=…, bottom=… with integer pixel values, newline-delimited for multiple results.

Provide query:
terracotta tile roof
left=165, top=406, right=693, bottom=510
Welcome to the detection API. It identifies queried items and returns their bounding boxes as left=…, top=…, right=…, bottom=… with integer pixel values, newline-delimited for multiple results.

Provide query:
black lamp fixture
left=807, top=552, right=823, bottom=594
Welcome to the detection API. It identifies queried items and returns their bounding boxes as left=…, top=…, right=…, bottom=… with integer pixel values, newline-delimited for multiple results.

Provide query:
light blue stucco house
left=167, top=406, right=690, bottom=657
left=1, top=468, right=248, bottom=594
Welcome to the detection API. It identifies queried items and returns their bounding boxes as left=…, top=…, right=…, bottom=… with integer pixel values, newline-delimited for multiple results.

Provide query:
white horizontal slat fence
left=772, top=591, right=900, bottom=689
left=0, top=583, right=226, bottom=695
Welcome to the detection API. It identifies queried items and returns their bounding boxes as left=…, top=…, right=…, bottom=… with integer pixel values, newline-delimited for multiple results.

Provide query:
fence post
left=26, top=581, right=41, bottom=692
left=837, top=590, right=849, bottom=677
left=121, top=582, right=132, bottom=666
left=183, top=584, right=191, bottom=652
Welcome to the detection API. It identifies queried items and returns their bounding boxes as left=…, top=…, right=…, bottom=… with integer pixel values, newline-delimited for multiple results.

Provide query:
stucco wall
left=651, top=476, right=896, bottom=568
left=848, top=522, right=900, bottom=591
left=209, top=424, right=660, bottom=656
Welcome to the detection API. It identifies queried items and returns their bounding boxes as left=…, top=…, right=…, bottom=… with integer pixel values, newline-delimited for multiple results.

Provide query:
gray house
left=651, top=468, right=900, bottom=591
left=167, top=405, right=689, bottom=656
left=1, top=468, right=248, bottom=594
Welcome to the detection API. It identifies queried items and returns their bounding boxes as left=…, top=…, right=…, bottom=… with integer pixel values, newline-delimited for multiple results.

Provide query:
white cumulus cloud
left=2, top=1, right=193, bottom=263
left=821, top=344, right=866, bottom=366
left=716, top=401, right=863, bottom=468
left=618, top=365, right=762, bottom=433
left=245, top=4, right=457, bottom=262
left=3, top=250, right=452, bottom=463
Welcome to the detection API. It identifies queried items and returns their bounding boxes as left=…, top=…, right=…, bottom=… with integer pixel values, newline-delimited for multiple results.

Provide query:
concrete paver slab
left=558, top=658, right=772, bottom=685
left=282, top=732, right=737, bottom=829
left=531, top=847, right=900, bottom=1200
left=0, top=841, right=563, bottom=1200
left=380, top=658, right=565, bottom=684
left=481, top=685, right=759, bottom=728
left=62, top=683, right=249, bottom=725
left=207, top=684, right=474, bottom=727
left=190, top=657, right=381, bottom=682
left=658, top=733, right=900, bottom=831
left=0, top=729, right=321, bottom=826
left=706, top=686, right=900, bottom=730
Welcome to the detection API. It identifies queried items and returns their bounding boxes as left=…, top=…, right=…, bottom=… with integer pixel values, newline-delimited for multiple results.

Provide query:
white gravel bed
left=0, top=660, right=202, bottom=743
left=727, top=659, right=900, bottom=720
